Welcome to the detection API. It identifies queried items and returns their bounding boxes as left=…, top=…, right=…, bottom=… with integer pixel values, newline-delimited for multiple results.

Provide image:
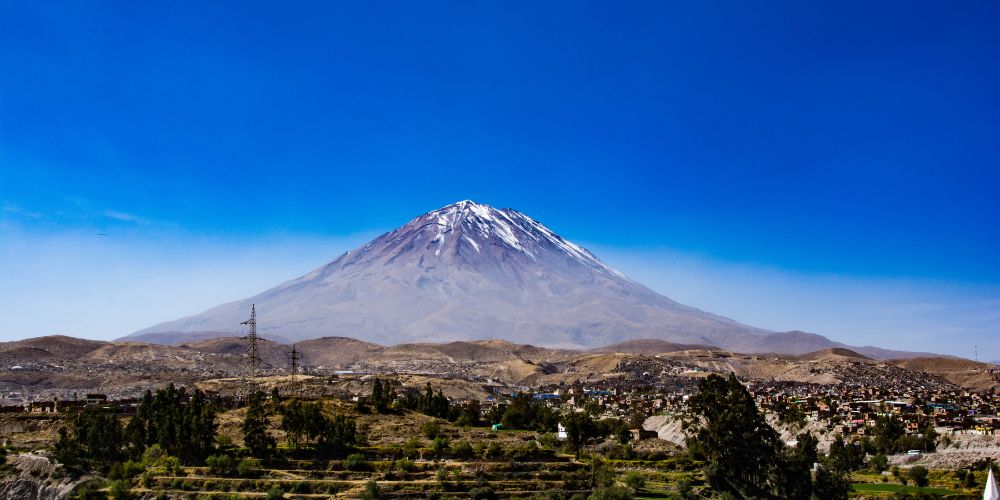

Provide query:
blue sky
left=1, top=1, right=998, bottom=359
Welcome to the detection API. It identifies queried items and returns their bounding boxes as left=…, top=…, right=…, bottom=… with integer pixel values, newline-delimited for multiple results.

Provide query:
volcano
left=127, top=200, right=848, bottom=353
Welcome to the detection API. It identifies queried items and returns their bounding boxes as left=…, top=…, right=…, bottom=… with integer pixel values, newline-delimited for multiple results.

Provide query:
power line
left=289, top=343, right=300, bottom=395
left=240, top=304, right=261, bottom=399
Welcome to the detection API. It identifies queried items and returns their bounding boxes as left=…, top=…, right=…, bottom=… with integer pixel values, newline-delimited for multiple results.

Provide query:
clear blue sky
left=2, top=2, right=998, bottom=358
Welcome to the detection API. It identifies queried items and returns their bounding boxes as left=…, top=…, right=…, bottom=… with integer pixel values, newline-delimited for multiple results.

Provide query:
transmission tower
left=289, top=343, right=300, bottom=395
left=240, top=304, right=262, bottom=398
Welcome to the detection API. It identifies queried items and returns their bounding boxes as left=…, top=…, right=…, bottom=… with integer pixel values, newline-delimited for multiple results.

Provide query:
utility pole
left=241, top=304, right=262, bottom=399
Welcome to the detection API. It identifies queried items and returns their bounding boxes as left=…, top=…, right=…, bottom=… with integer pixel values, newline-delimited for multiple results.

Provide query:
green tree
left=776, top=400, right=807, bottom=430
left=52, top=426, right=85, bottom=472
left=55, top=406, right=125, bottom=473
left=772, top=432, right=817, bottom=499
left=562, top=411, right=599, bottom=458
left=684, top=373, right=780, bottom=498
left=872, top=415, right=906, bottom=454
left=123, top=385, right=217, bottom=464
left=370, top=379, right=396, bottom=413
left=870, top=454, right=889, bottom=473
left=827, top=435, right=865, bottom=472
left=279, top=399, right=325, bottom=448
left=242, top=391, right=276, bottom=459
left=909, top=465, right=929, bottom=487
left=813, top=464, right=851, bottom=500
left=318, top=414, right=359, bottom=456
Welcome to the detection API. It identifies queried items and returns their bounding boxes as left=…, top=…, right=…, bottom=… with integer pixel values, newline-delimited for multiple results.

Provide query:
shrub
left=141, top=445, right=166, bottom=466
left=624, top=471, right=645, bottom=492
left=431, top=437, right=450, bottom=457
left=469, top=485, right=497, bottom=500
left=395, top=458, right=415, bottom=472
left=108, top=479, right=132, bottom=500
left=485, top=442, right=503, bottom=458
left=450, top=440, right=474, bottom=458
left=205, top=454, right=235, bottom=476
left=403, top=437, right=422, bottom=459
left=359, top=479, right=381, bottom=500
left=158, top=455, right=182, bottom=476
left=344, top=453, right=367, bottom=470
left=422, top=421, right=442, bottom=439
left=588, top=486, right=633, bottom=500
left=237, top=457, right=262, bottom=478
left=266, top=484, right=284, bottom=500
left=537, top=433, right=559, bottom=449
left=107, top=461, right=144, bottom=481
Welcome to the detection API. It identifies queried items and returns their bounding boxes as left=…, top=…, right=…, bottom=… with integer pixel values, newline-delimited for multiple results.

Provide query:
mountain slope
left=126, top=201, right=872, bottom=354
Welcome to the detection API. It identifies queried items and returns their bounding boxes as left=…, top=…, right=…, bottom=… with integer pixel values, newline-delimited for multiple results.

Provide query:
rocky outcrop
left=644, top=414, right=687, bottom=447
left=0, top=453, right=96, bottom=500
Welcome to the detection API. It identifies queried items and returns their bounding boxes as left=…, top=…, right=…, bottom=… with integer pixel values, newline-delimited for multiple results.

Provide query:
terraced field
left=129, top=456, right=605, bottom=498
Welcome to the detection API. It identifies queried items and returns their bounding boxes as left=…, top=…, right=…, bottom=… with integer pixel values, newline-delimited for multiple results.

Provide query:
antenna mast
left=241, top=304, right=262, bottom=398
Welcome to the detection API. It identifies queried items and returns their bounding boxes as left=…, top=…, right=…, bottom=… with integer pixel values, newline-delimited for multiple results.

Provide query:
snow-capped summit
left=127, top=201, right=785, bottom=350
left=391, top=200, right=623, bottom=277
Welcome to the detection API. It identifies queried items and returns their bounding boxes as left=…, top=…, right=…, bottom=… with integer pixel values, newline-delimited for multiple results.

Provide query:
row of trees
left=486, top=393, right=559, bottom=432
left=52, top=384, right=364, bottom=475
left=53, top=384, right=218, bottom=473
left=125, top=384, right=217, bottom=463
left=277, top=397, right=361, bottom=456
left=363, top=379, right=482, bottom=426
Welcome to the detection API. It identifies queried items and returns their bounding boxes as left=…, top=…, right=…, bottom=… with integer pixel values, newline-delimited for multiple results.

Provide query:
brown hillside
left=890, top=357, right=999, bottom=392
left=794, top=348, right=871, bottom=361
left=590, top=338, right=717, bottom=355
left=0, top=335, right=107, bottom=360
left=295, top=336, right=384, bottom=368
left=182, top=337, right=291, bottom=368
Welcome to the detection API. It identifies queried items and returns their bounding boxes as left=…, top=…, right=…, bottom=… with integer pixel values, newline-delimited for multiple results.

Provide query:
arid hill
left=0, top=334, right=991, bottom=399
left=589, top=338, right=718, bottom=355
left=890, top=357, right=1000, bottom=392
left=182, top=337, right=291, bottom=368
left=295, top=337, right=384, bottom=368
left=0, top=335, right=108, bottom=361
left=792, top=348, right=870, bottom=361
